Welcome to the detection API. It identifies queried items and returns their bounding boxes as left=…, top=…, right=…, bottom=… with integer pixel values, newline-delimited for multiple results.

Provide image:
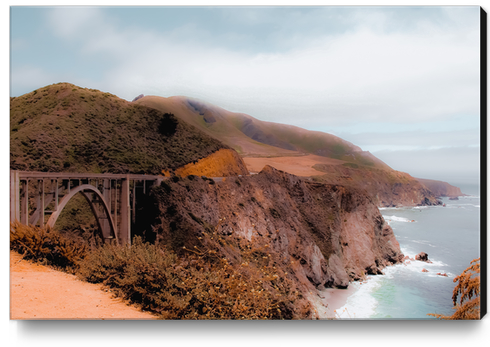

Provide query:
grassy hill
left=135, top=96, right=391, bottom=170
left=10, top=83, right=228, bottom=174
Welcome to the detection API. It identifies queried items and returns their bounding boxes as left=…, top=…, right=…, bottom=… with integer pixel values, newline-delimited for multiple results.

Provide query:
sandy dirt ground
left=10, top=250, right=355, bottom=320
left=243, top=154, right=346, bottom=177
left=10, top=251, right=158, bottom=320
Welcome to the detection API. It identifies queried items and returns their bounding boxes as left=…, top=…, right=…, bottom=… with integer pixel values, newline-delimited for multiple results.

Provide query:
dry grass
left=10, top=82, right=228, bottom=174
left=10, top=222, right=88, bottom=271
left=11, top=220, right=313, bottom=319
left=77, top=229, right=312, bottom=319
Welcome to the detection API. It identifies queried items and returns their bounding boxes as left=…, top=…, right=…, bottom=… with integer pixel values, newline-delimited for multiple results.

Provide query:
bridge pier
left=10, top=170, right=20, bottom=223
left=119, top=176, right=131, bottom=245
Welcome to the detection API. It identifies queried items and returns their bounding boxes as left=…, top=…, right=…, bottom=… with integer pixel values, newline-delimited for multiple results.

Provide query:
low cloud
left=9, top=7, right=481, bottom=184
left=373, top=146, right=480, bottom=185
left=26, top=6, right=479, bottom=130
left=344, top=129, right=480, bottom=150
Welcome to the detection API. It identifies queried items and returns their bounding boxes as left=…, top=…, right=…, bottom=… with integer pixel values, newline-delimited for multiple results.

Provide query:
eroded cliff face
left=148, top=166, right=404, bottom=299
left=173, top=149, right=249, bottom=177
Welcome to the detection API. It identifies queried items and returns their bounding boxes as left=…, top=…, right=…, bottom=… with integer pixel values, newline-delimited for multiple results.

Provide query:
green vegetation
left=136, top=95, right=390, bottom=168
left=342, top=163, right=359, bottom=169
left=428, top=258, right=481, bottom=320
left=10, top=83, right=228, bottom=174
left=11, top=222, right=312, bottom=319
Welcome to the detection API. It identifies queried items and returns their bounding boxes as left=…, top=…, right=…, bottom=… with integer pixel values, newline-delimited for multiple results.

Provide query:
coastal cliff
left=312, top=163, right=442, bottom=207
left=148, top=166, right=404, bottom=300
left=416, top=178, right=464, bottom=198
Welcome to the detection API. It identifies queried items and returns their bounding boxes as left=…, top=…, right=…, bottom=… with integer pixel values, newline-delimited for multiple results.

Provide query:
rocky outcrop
left=416, top=178, right=463, bottom=198
left=173, top=149, right=249, bottom=177
left=415, top=252, right=432, bottom=263
left=149, top=166, right=404, bottom=295
left=132, top=94, right=144, bottom=102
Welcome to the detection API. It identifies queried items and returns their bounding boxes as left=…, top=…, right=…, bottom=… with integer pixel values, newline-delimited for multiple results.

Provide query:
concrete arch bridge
left=10, top=170, right=165, bottom=245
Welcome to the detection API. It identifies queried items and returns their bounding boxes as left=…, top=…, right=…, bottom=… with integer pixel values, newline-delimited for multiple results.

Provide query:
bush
left=77, top=230, right=312, bottom=319
left=10, top=222, right=88, bottom=271
left=428, top=258, right=480, bottom=320
left=10, top=221, right=312, bottom=319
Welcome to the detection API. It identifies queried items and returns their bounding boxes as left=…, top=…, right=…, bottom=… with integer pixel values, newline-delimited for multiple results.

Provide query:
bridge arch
left=46, top=184, right=117, bottom=243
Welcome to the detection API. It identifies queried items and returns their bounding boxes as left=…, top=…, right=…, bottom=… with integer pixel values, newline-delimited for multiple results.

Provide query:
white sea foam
left=335, top=277, right=382, bottom=319
left=336, top=249, right=453, bottom=319
left=411, top=239, right=436, bottom=248
left=449, top=203, right=480, bottom=208
left=399, top=246, right=449, bottom=275
left=383, top=215, right=413, bottom=223
left=460, top=195, right=480, bottom=200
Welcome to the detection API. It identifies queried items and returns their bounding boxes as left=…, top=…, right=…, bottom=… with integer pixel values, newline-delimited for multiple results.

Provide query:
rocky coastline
left=145, top=165, right=405, bottom=314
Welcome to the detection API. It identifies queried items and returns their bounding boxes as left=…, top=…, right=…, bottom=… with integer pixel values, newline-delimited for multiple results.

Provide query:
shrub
left=10, top=222, right=88, bottom=271
left=428, top=258, right=480, bottom=320
left=77, top=230, right=312, bottom=319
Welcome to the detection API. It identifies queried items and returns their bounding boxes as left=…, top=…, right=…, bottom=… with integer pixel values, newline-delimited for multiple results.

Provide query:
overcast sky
left=9, top=5, right=481, bottom=186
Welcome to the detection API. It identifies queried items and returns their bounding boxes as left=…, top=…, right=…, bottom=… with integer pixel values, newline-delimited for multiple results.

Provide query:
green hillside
left=10, top=83, right=228, bottom=174
left=136, top=96, right=391, bottom=170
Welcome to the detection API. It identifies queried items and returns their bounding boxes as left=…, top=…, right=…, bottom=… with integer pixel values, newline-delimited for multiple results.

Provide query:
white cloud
left=47, top=7, right=106, bottom=40
left=13, top=6, right=480, bottom=182
left=41, top=7, right=479, bottom=129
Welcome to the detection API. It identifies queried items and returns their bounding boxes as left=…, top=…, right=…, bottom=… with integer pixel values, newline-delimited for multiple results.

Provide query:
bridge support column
left=119, top=177, right=131, bottom=245
left=101, top=179, right=111, bottom=239
left=10, top=170, right=20, bottom=223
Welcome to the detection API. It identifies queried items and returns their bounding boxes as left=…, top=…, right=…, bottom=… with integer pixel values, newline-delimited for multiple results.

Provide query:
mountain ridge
left=135, top=94, right=460, bottom=205
left=135, top=95, right=391, bottom=170
left=10, top=83, right=245, bottom=176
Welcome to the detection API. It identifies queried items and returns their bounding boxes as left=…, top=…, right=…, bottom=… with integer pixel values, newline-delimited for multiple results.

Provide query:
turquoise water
left=336, top=183, right=481, bottom=319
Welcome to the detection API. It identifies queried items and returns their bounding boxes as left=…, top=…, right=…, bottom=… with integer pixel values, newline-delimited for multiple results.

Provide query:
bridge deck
left=16, top=171, right=166, bottom=181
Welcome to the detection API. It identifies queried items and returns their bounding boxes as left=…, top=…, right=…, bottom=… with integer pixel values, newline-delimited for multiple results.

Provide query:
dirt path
left=10, top=251, right=158, bottom=320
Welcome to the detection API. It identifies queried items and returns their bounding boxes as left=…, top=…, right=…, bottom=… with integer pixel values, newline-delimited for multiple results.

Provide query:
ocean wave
left=335, top=277, right=382, bottom=319
left=459, top=195, right=480, bottom=200
left=383, top=215, right=414, bottom=223
left=448, top=203, right=480, bottom=208
left=410, top=239, right=436, bottom=248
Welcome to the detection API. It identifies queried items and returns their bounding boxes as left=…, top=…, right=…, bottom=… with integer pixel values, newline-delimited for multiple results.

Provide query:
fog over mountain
left=9, top=5, right=481, bottom=185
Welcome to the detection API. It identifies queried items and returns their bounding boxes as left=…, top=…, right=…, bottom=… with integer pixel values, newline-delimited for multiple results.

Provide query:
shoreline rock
left=415, top=252, right=432, bottom=263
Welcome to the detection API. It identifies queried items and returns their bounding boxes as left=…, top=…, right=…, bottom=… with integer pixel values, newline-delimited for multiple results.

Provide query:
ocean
left=335, top=183, right=481, bottom=319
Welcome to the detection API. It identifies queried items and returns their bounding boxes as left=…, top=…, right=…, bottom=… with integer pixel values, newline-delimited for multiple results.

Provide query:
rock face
left=174, top=149, right=249, bottom=177
left=416, top=178, right=463, bottom=198
left=149, top=166, right=404, bottom=293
